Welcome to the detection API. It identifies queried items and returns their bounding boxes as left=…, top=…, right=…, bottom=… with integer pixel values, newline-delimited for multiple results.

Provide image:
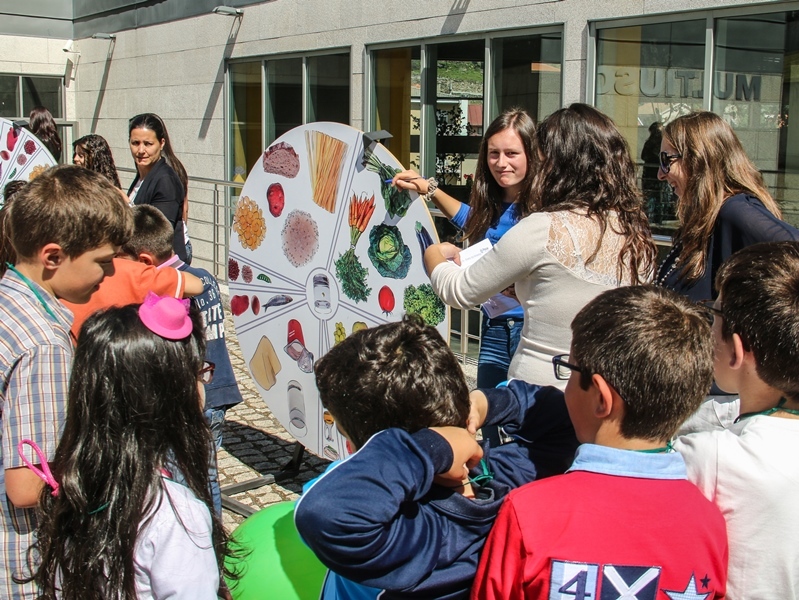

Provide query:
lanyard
left=5, top=263, right=63, bottom=324
left=734, top=397, right=799, bottom=423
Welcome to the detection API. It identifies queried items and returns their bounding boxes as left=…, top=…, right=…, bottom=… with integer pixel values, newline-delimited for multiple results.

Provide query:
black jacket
left=128, top=158, right=187, bottom=261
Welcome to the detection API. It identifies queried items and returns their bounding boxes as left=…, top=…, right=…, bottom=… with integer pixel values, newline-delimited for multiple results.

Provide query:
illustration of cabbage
left=367, top=223, right=412, bottom=279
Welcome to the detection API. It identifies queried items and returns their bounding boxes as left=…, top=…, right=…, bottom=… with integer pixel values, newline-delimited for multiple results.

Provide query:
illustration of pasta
left=305, top=130, right=348, bottom=213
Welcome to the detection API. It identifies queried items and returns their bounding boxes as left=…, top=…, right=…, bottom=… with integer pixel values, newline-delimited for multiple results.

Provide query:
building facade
left=2, top=0, right=798, bottom=353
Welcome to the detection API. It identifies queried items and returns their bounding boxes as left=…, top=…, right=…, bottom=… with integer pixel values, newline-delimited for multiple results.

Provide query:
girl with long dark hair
left=29, top=106, right=62, bottom=162
left=22, top=296, right=231, bottom=598
left=425, top=103, right=657, bottom=388
left=655, top=111, right=799, bottom=300
left=72, top=134, right=122, bottom=188
left=393, top=108, right=538, bottom=388
left=128, top=113, right=189, bottom=262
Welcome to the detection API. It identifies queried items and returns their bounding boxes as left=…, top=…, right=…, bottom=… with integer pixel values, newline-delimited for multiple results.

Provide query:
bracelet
left=421, top=177, right=439, bottom=202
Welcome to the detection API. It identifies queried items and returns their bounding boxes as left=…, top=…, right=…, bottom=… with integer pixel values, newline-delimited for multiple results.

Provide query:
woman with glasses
left=655, top=111, right=799, bottom=301
left=128, top=113, right=190, bottom=262
left=425, top=104, right=656, bottom=388
left=394, top=108, right=538, bottom=390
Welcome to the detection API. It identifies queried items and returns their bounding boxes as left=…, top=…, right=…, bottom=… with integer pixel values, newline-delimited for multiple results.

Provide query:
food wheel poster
left=0, top=118, right=58, bottom=206
left=229, top=122, right=448, bottom=460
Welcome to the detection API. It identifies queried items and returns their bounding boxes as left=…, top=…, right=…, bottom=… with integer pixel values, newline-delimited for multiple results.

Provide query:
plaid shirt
left=0, top=270, right=72, bottom=599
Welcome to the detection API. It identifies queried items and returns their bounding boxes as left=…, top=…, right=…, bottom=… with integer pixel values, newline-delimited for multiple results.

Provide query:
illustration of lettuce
left=367, top=223, right=412, bottom=279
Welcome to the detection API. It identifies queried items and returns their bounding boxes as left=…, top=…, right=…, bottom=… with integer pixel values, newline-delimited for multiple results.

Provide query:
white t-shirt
left=674, top=415, right=799, bottom=599
left=134, top=478, right=219, bottom=599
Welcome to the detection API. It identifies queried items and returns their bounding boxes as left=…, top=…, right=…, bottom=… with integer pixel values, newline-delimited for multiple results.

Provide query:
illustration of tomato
left=378, top=286, right=395, bottom=315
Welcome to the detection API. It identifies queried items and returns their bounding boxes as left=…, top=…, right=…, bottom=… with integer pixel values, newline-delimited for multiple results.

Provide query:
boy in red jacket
left=472, top=285, right=728, bottom=600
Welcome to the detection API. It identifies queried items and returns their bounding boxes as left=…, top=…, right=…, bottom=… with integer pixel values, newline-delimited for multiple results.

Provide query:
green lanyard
left=634, top=441, right=674, bottom=454
left=734, top=397, right=799, bottom=423
left=6, top=263, right=64, bottom=325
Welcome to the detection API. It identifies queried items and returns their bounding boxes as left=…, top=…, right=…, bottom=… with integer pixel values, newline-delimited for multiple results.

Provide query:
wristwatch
left=422, top=177, right=438, bottom=202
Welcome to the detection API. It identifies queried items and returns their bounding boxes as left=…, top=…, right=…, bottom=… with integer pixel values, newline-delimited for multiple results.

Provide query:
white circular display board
left=0, top=118, right=58, bottom=206
left=229, top=122, right=448, bottom=459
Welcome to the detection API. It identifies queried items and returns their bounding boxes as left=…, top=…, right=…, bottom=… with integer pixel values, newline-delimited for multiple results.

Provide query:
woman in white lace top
left=425, top=104, right=657, bottom=387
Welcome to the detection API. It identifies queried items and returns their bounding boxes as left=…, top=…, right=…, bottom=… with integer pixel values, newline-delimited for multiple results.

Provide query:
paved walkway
left=217, top=295, right=476, bottom=531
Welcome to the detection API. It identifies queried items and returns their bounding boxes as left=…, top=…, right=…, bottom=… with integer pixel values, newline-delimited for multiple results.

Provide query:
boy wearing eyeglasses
left=295, top=315, right=578, bottom=600
left=472, top=285, right=728, bottom=600
left=673, top=241, right=799, bottom=599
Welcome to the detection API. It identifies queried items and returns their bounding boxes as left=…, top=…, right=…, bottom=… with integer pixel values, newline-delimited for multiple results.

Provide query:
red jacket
left=472, top=446, right=728, bottom=600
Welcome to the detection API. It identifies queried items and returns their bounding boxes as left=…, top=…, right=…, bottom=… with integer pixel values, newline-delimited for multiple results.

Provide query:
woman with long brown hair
left=425, top=104, right=656, bottom=387
left=393, top=108, right=538, bottom=389
left=656, top=111, right=799, bottom=300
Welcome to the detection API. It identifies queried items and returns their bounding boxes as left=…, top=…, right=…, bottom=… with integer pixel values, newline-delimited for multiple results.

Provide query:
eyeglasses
left=199, top=361, right=216, bottom=384
left=698, top=299, right=723, bottom=324
left=552, top=354, right=584, bottom=381
left=659, top=151, right=682, bottom=174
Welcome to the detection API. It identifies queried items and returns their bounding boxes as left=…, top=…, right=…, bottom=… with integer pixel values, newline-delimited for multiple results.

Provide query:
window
left=595, top=20, right=705, bottom=235
left=0, top=75, right=63, bottom=119
left=594, top=10, right=799, bottom=230
left=227, top=52, right=351, bottom=183
left=370, top=30, right=563, bottom=359
left=713, top=12, right=799, bottom=226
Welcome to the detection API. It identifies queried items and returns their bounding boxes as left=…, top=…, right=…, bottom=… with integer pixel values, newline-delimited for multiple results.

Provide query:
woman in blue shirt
left=394, top=108, right=538, bottom=389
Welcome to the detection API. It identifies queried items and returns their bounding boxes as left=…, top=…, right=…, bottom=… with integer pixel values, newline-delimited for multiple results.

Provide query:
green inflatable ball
left=225, top=500, right=326, bottom=600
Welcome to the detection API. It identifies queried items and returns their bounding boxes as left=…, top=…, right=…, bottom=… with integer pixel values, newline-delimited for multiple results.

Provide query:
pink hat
left=139, top=292, right=193, bottom=339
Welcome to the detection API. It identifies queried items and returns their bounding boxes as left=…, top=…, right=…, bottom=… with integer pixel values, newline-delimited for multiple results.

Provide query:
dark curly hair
left=314, top=314, right=470, bottom=449
left=73, top=134, right=122, bottom=188
left=530, top=103, right=656, bottom=284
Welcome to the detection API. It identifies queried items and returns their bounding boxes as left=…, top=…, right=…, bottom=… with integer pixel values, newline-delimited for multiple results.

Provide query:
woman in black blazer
left=127, top=113, right=188, bottom=261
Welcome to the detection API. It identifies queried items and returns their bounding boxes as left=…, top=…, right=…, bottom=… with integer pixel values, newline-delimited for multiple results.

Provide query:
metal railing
left=118, top=167, right=242, bottom=282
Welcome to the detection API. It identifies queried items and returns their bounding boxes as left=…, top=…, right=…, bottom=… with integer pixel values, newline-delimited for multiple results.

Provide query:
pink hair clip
left=18, top=439, right=59, bottom=497
left=138, top=291, right=193, bottom=340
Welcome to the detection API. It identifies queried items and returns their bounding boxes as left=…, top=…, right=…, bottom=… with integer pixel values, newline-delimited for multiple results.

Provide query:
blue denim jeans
left=204, top=407, right=226, bottom=516
left=477, top=314, right=523, bottom=389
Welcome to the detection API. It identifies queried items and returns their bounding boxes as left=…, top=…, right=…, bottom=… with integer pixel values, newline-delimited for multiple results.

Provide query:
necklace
left=655, top=244, right=681, bottom=286
left=734, top=397, right=799, bottom=423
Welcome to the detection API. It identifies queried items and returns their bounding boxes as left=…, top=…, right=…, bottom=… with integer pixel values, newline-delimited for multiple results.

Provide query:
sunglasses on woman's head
left=659, top=151, right=682, bottom=174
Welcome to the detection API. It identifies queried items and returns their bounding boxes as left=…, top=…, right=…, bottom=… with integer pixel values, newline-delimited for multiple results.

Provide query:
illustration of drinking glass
left=287, top=380, right=307, bottom=438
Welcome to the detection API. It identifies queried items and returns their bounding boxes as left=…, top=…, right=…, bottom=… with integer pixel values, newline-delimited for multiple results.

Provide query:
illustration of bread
left=262, top=141, right=300, bottom=178
left=249, top=335, right=282, bottom=391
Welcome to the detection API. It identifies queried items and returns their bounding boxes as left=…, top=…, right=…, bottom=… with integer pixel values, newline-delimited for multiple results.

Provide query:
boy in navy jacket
left=294, top=315, right=578, bottom=599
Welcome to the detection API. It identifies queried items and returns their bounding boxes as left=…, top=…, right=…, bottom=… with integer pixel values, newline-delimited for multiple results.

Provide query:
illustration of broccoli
left=403, top=283, right=446, bottom=327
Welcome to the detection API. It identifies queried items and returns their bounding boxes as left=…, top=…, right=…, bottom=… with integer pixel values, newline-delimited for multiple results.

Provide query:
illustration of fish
left=264, top=294, right=293, bottom=311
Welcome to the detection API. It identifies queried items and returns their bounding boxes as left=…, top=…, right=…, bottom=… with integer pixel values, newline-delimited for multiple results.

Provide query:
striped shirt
left=0, top=269, right=72, bottom=599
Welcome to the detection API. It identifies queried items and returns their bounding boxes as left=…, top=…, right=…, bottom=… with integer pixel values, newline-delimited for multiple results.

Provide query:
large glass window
left=595, top=11, right=799, bottom=230
left=371, top=30, right=563, bottom=359
left=266, top=58, right=303, bottom=143
left=492, top=33, right=563, bottom=122
left=596, top=21, right=706, bottom=234
left=308, top=54, right=350, bottom=124
left=229, top=62, right=262, bottom=184
left=0, top=75, right=63, bottom=119
left=227, top=52, right=351, bottom=181
left=714, top=12, right=799, bottom=225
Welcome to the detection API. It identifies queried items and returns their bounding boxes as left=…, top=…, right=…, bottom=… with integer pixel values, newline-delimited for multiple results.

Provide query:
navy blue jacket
left=294, top=381, right=578, bottom=599
left=166, top=257, right=243, bottom=410
left=659, top=193, right=799, bottom=301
